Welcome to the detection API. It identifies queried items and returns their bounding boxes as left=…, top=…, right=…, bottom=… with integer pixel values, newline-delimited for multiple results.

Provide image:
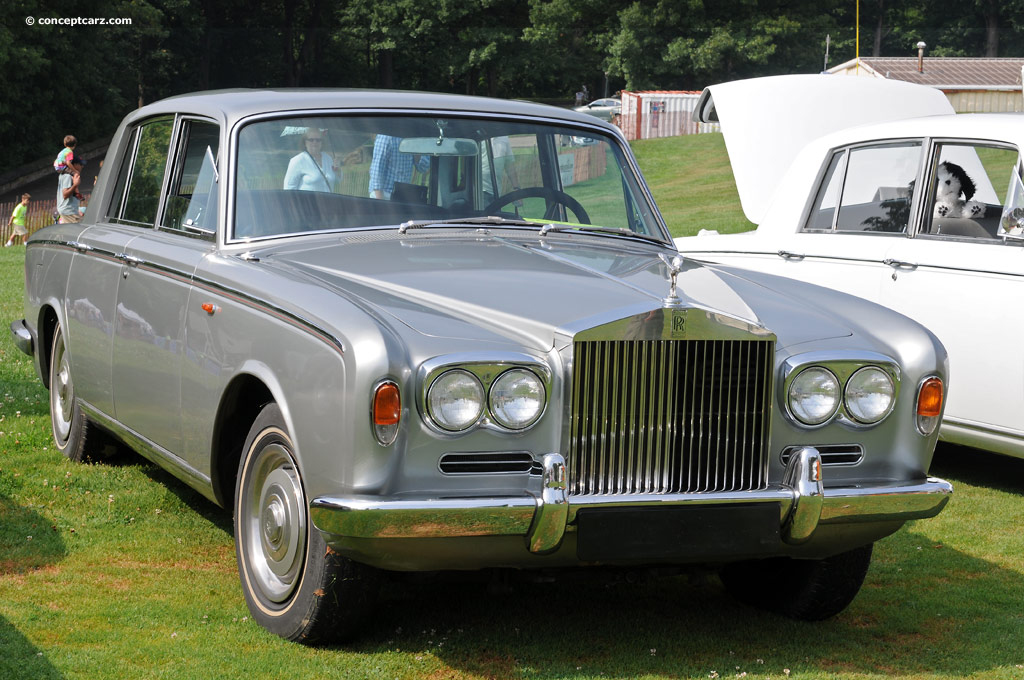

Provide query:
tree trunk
left=378, top=50, right=394, bottom=88
left=984, top=0, right=999, bottom=57
left=873, top=0, right=885, bottom=57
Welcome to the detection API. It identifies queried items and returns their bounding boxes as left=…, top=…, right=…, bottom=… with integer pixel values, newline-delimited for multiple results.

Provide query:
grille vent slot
left=439, top=452, right=537, bottom=475
left=780, top=444, right=864, bottom=467
left=569, top=338, right=774, bottom=496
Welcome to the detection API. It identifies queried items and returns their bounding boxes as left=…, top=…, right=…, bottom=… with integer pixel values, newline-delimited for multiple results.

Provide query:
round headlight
left=427, top=370, right=484, bottom=431
left=489, top=369, right=545, bottom=430
left=845, top=366, right=895, bottom=424
left=788, top=367, right=840, bottom=425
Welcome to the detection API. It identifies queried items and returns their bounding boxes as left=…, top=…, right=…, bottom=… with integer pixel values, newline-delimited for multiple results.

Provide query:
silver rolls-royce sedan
left=11, top=89, right=952, bottom=643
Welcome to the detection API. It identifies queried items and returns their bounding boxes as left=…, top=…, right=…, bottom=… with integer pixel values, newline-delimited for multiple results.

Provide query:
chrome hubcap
left=51, top=335, right=73, bottom=444
left=244, top=439, right=306, bottom=604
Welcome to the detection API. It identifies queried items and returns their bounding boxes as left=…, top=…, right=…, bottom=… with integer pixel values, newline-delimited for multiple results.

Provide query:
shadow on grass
left=0, top=496, right=67, bottom=680
left=339, top=526, right=1023, bottom=678
left=932, top=442, right=1024, bottom=496
left=124, top=451, right=233, bottom=537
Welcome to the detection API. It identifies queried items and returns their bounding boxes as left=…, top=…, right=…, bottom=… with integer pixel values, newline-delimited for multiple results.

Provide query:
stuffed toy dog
left=934, top=161, right=985, bottom=218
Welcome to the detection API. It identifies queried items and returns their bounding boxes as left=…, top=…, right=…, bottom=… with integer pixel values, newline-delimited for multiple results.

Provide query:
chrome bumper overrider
left=9, top=320, right=33, bottom=357
left=310, top=448, right=952, bottom=554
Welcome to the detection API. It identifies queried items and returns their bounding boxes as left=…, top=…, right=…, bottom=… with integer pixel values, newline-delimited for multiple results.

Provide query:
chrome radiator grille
left=568, top=339, right=773, bottom=496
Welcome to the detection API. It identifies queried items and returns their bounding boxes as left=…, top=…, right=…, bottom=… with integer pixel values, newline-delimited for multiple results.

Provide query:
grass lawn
left=1, top=134, right=1023, bottom=679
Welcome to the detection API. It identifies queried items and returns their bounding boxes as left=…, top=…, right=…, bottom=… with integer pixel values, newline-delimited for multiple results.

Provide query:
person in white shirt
left=284, top=129, right=338, bottom=192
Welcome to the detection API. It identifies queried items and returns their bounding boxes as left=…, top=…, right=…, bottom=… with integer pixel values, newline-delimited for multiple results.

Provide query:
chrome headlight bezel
left=426, top=369, right=485, bottom=432
left=420, top=354, right=551, bottom=435
left=787, top=366, right=841, bottom=426
left=781, top=352, right=902, bottom=430
left=844, top=366, right=896, bottom=424
left=489, top=368, right=547, bottom=430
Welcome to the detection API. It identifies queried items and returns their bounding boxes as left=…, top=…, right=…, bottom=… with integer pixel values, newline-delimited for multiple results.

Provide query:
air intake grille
left=568, top=339, right=773, bottom=496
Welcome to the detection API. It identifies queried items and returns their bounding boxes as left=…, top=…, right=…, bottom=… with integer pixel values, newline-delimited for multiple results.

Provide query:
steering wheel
left=485, top=187, right=591, bottom=225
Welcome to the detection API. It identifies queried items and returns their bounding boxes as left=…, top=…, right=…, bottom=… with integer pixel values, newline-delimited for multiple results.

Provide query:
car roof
left=128, top=89, right=615, bottom=130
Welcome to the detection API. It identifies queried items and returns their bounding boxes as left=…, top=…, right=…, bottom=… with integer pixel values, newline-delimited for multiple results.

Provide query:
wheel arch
left=37, top=304, right=61, bottom=386
left=210, top=373, right=275, bottom=508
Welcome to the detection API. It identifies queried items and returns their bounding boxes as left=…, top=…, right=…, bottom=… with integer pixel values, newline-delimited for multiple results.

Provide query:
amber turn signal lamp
left=372, top=381, right=401, bottom=445
left=916, top=377, right=943, bottom=436
left=917, top=378, right=943, bottom=417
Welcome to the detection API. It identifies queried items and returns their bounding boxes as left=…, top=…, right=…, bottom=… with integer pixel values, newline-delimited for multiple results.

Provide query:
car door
left=745, top=141, right=927, bottom=305
left=110, top=117, right=219, bottom=458
left=63, top=124, right=154, bottom=419
left=881, top=142, right=1024, bottom=443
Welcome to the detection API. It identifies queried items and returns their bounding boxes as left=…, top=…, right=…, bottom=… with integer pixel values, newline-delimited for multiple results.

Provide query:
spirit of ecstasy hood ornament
left=658, top=253, right=685, bottom=308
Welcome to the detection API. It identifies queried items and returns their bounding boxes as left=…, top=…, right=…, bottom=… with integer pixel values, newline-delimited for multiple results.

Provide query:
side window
left=162, top=120, right=220, bottom=232
left=803, top=142, right=921, bottom=234
left=112, top=118, right=173, bottom=226
left=106, top=128, right=139, bottom=222
left=925, top=143, right=1019, bottom=240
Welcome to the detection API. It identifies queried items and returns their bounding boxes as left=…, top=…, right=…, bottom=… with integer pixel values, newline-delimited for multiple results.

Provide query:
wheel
left=485, top=187, right=591, bottom=224
left=234, top=403, right=379, bottom=643
left=49, top=322, right=111, bottom=462
left=719, top=543, right=873, bottom=621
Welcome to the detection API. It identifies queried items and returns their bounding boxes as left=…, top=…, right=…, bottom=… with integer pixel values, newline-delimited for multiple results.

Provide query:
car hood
left=695, top=74, right=953, bottom=225
left=257, top=231, right=853, bottom=351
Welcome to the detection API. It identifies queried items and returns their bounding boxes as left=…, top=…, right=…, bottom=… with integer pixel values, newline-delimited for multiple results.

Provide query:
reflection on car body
left=678, top=74, right=1024, bottom=460
left=11, top=88, right=951, bottom=644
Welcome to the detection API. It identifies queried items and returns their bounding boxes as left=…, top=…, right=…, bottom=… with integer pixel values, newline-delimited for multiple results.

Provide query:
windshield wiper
left=539, top=222, right=667, bottom=245
left=398, top=215, right=537, bottom=233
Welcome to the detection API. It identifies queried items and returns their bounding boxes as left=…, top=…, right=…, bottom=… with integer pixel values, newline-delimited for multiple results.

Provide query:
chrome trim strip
left=79, top=401, right=218, bottom=504
left=27, top=239, right=345, bottom=357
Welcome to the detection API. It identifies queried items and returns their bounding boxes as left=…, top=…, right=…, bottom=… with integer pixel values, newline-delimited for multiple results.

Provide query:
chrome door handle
left=883, top=258, right=918, bottom=270
left=66, top=241, right=93, bottom=253
left=117, top=253, right=145, bottom=267
left=778, top=250, right=806, bottom=260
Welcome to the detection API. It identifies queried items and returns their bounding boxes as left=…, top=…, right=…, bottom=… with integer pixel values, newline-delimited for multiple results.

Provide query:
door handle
left=117, top=253, right=146, bottom=267
left=778, top=250, right=806, bottom=260
left=883, top=258, right=918, bottom=270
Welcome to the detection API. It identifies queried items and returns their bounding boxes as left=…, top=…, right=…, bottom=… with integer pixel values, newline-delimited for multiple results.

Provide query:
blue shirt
left=369, top=135, right=429, bottom=197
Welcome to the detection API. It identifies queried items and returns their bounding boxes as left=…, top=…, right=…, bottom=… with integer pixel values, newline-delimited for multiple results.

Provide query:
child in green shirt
left=5, top=193, right=30, bottom=246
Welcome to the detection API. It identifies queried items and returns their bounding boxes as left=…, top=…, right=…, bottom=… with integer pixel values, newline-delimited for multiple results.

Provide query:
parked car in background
left=677, top=74, right=1024, bottom=459
left=12, top=89, right=951, bottom=644
left=574, top=96, right=622, bottom=121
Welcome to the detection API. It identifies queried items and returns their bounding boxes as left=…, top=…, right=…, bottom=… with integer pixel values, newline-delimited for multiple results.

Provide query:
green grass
left=632, top=133, right=755, bottom=238
left=1, top=135, right=1023, bottom=679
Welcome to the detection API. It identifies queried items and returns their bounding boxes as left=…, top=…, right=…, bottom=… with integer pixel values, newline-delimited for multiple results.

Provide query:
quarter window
left=804, top=142, right=921, bottom=234
left=162, top=120, right=220, bottom=232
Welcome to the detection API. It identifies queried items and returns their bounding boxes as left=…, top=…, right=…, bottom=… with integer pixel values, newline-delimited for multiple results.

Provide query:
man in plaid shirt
left=369, top=135, right=430, bottom=199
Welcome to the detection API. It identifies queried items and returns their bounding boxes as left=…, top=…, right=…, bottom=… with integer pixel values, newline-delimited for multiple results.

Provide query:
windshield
left=233, top=114, right=664, bottom=241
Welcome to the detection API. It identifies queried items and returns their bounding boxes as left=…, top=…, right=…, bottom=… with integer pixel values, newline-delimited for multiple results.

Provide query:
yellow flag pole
left=855, top=0, right=860, bottom=74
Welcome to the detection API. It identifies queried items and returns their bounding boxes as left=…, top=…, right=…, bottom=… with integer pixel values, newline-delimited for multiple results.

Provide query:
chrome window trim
left=223, top=108, right=671, bottom=247
left=914, top=137, right=1020, bottom=241
left=799, top=137, right=926, bottom=236
left=157, top=114, right=220, bottom=241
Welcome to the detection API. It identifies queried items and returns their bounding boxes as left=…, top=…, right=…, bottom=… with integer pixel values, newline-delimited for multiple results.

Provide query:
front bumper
left=9, top=320, right=33, bottom=357
left=310, top=448, right=952, bottom=558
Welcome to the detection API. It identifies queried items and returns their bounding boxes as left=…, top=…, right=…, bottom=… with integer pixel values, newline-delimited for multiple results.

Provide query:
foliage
left=3, top=0, right=1024, bottom=174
